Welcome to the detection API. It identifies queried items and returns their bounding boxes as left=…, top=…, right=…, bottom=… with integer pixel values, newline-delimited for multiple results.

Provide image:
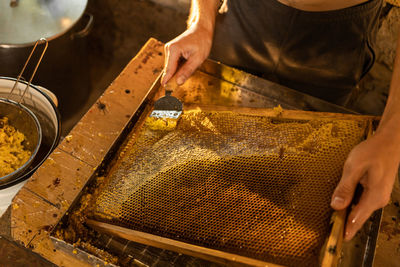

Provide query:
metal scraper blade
left=150, top=109, right=182, bottom=119
left=150, top=73, right=183, bottom=119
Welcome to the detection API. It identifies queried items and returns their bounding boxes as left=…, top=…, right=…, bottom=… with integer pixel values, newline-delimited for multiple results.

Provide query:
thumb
left=331, top=162, right=365, bottom=210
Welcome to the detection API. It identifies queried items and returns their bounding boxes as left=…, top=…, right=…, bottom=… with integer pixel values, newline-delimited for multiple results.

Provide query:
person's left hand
left=330, top=131, right=399, bottom=241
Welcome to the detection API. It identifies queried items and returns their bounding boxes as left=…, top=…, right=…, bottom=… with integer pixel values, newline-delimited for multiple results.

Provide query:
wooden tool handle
left=321, top=209, right=346, bottom=267
left=164, top=75, right=179, bottom=94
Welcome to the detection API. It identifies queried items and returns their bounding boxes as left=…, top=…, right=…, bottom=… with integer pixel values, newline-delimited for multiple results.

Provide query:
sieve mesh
left=92, top=110, right=369, bottom=266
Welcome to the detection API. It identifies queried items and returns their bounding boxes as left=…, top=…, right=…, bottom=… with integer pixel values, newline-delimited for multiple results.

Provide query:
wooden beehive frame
left=83, top=99, right=375, bottom=267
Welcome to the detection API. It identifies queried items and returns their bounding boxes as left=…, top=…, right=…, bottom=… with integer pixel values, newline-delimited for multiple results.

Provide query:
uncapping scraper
left=150, top=73, right=183, bottom=119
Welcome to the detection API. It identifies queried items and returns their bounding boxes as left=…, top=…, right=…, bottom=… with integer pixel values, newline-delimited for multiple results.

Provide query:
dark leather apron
left=210, top=0, right=383, bottom=105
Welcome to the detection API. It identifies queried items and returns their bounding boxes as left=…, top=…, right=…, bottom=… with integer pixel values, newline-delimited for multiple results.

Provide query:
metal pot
left=0, top=77, right=61, bottom=188
left=0, top=0, right=92, bottom=131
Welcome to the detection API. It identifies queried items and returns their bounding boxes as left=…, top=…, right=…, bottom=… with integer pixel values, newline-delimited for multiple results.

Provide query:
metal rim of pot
left=0, top=13, right=94, bottom=49
left=0, top=77, right=61, bottom=189
left=0, top=0, right=89, bottom=48
left=1, top=0, right=94, bottom=126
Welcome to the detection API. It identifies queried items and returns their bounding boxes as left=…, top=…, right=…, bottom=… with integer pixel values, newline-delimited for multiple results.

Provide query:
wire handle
left=8, top=38, right=48, bottom=104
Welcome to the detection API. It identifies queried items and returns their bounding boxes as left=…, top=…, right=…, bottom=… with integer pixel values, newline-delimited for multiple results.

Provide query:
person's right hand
left=161, top=23, right=214, bottom=86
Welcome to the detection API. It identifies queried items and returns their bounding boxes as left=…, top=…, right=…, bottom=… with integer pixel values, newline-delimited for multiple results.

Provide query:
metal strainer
left=0, top=39, right=47, bottom=185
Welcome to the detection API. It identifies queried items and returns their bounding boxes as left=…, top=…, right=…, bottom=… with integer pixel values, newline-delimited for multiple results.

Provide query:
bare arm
left=376, top=34, right=400, bottom=141
left=331, top=32, right=400, bottom=241
left=187, top=0, right=219, bottom=30
left=161, top=0, right=219, bottom=85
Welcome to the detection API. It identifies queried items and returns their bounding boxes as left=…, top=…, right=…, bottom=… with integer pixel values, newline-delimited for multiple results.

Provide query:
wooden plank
left=23, top=148, right=93, bottom=210
left=1, top=234, right=94, bottom=267
left=10, top=187, right=60, bottom=247
left=59, top=38, right=164, bottom=167
left=0, top=236, right=56, bottom=267
left=86, top=219, right=282, bottom=267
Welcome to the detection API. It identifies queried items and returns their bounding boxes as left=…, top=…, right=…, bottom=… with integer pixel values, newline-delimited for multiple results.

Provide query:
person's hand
left=161, top=23, right=213, bottom=86
left=331, top=132, right=399, bottom=241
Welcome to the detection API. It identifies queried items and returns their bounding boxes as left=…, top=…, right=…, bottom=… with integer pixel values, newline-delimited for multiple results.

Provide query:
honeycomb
left=92, top=110, right=369, bottom=266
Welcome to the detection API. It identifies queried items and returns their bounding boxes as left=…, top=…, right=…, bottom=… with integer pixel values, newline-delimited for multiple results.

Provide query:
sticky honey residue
left=145, top=117, right=177, bottom=131
left=273, top=105, right=283, bottom=116
left=64, top=135, right=73, bottom=142
left=0, top=117, right=31, bottom=177
left=54, top=176, right=120, bottom=265
left=75, top=241, right=118, bottom=264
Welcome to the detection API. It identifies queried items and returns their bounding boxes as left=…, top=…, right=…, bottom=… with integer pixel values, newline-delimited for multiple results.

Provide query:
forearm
left=376, top=32, right=400, bottom=152
left=162, top=0, right=218, bottom=85
left=187, top=0, right=219, bottom=33
left=331, top=33, right=400, bottom=239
